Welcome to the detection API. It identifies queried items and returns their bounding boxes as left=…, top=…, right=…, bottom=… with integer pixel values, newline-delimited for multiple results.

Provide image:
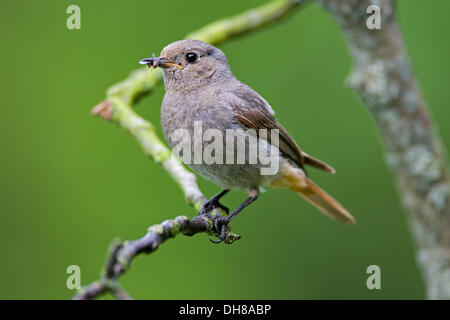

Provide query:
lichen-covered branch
left=73, top=214, right=239, bottom=300
left=91, top=0, right=305, bottom=211
left=79, top=0, right=307, bottom=300
left=81, top=0, right=448, bottom=301
left=92, top=99, right=206, bottom=210
left=318, top=0, right=450, bottom=299
left=102, top=0, right=304, bottom=108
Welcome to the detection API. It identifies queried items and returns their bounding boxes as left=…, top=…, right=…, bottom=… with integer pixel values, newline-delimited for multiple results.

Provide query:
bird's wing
left=229, top=83, right=305, bottom=167
left=231, top=96, right=335, bottom=173
left=225, top=81, right=334, bottom=173
left=235, top=109, right=335, bottom=174
left=234, top=108, right=305, bottom=170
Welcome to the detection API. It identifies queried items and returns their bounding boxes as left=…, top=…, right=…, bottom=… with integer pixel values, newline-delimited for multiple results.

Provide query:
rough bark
left=318, top=0, right=450, bottom=299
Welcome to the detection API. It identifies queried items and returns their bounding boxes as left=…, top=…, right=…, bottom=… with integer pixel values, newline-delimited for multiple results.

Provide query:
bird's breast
left=161, top=90, right=235, bottom=149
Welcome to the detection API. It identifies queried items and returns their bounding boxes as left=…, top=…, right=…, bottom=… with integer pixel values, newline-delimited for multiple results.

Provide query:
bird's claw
left=209, top=217, right=232, bottom=244
left=209, top=237, right=224, bottom=244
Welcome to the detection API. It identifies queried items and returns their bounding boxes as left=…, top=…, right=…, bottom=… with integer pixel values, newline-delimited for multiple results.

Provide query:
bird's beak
left=139, top=55, right=184, bottom=70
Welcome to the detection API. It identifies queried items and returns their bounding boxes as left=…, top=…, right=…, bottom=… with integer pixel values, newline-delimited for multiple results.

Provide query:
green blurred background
left=1, top=0, right=449, bottom=299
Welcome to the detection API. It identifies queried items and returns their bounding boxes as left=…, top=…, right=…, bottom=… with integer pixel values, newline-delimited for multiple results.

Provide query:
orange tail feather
left=296, top=178, right=355, bottom=224
left=271, top=160, right=356, bottom=224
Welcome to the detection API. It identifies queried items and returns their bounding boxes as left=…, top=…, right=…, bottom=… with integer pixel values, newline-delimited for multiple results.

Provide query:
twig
left=73, top=214, right=239, bottom=300
left=318, top=0, right=450, bottom=299
left=77, top=0, right=307, bottom=300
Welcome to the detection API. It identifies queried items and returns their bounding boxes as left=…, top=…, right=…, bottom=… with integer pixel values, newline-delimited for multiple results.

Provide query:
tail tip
left=343, top=215, right=357, bottom=225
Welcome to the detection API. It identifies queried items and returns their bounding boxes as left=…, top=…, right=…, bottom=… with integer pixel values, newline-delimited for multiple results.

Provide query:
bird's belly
left=161, top=97, right=282, bottom=191
left=187, top=159, right=282, bottom=191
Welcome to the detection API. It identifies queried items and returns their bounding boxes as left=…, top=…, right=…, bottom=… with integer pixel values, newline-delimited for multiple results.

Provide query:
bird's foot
left=209, top=216, right=240, bottom=244
left=209, top=218, right=228, bottom=244
left=198, top=199, right=229, bottom=216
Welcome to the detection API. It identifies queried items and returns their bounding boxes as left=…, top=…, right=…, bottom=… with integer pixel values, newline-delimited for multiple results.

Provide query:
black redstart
left=140, top=39, right=355, bottom=242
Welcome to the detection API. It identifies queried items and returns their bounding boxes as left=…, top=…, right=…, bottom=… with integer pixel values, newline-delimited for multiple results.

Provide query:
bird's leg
left=198, top=189, right=230, bottom=216
left=210, top=188, right=259, bottom=244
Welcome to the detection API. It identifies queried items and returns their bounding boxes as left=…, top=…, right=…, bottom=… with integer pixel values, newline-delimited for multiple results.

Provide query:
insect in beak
left=139, top=54, right=184, bottom=70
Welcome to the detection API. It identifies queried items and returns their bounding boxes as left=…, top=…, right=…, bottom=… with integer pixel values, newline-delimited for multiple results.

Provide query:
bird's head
left=139, top=39, right=232, bottom=92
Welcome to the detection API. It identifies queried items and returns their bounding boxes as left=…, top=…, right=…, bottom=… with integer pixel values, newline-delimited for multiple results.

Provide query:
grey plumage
left=144, top=39, right=355, bottom=228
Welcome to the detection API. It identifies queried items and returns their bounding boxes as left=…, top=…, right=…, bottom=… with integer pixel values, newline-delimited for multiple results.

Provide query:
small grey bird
left=140, top=39, right=355, bottom=242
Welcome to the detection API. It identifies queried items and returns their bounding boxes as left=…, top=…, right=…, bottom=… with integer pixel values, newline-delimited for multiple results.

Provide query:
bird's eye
left=186, top=52, right=198, bottom=64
